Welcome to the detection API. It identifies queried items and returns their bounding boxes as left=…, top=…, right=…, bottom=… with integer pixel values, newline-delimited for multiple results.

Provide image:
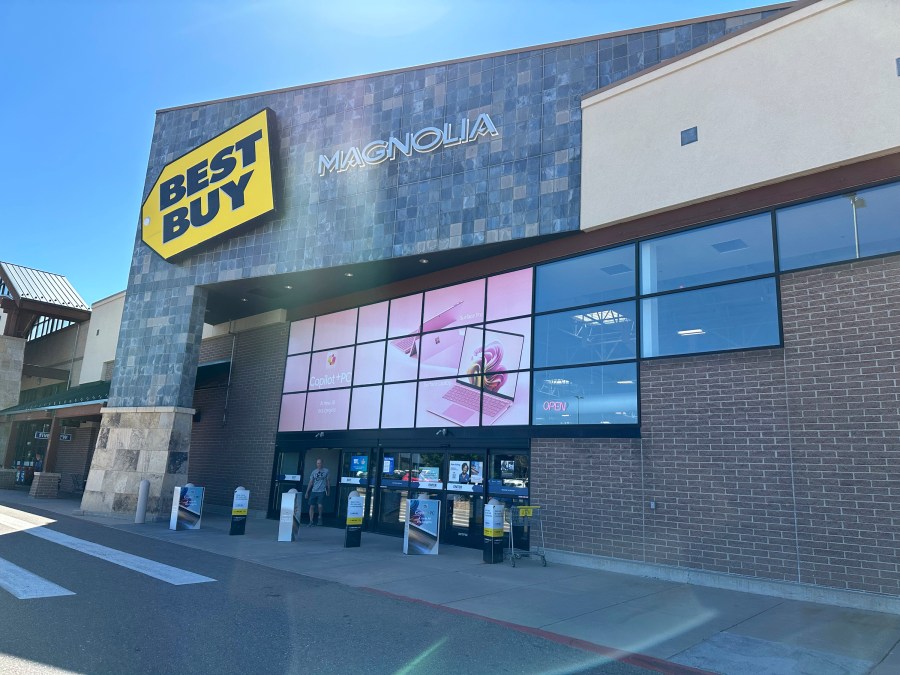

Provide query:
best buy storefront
left=84, top=1, right=900, bottom=608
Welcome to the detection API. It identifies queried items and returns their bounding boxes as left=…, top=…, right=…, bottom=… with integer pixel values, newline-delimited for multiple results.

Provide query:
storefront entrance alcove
left=269, top=440, right=530, bottom=550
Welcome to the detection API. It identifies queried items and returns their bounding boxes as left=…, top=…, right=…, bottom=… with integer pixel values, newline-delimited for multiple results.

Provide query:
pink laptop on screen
left=390, top=301, right=463, bottom=356
left=428, top=327, right=524, bottom=426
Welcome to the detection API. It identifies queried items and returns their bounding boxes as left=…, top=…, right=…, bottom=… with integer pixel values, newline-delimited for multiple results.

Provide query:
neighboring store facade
left=84, top=0, right=900, bottom=607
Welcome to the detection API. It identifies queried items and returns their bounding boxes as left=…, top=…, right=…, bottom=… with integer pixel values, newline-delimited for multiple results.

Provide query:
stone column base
left=80, top=407, right=194, bottom=521
left=29, top=472, right=60, bottom=499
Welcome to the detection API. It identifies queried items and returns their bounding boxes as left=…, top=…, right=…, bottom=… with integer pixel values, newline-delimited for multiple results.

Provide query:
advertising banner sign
left=277, top=490, right=301, bottom=542
left=169, top=485, right=205, bottom=531
left=344, top=491, right=364, bottom=548
left=230, top=487, right=250, bottom=536
left=447, top=460, right=484, bottom=493
left=403, top=498, right=440, bottom=555
left=141, top=108, right=277, bottom=260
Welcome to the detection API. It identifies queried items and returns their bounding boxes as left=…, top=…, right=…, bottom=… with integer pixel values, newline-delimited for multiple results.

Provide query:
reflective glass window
left=641, top=214, right=774, bottom=294
left=776, top=195, right=855, bottom=271
left=533, top=301, right=636, bottom=368
left=532, top=362, right=638, bottom=425
left=535, top=245, right=635, bottom=312
left=855, top=183, right=900, bottom=258
left=641, top=278, right=780, bottom=358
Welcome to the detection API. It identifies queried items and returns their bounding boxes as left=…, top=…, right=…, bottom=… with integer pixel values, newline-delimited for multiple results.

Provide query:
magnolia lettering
left=160, top=130, right=264, bottom=243
left=318, top=114, right=499, bottom=176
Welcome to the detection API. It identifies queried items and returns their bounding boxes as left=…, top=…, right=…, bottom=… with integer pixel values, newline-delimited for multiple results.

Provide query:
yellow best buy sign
left=141, top=109, right=276, bottom=260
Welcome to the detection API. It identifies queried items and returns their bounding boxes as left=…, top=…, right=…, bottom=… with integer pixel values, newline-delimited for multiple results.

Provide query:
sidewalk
left=4, top=489, right=900, bottom=675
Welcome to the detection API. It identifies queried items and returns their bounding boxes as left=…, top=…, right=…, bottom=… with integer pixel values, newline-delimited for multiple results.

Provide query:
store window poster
left=449, top=460, right=483, bottom=485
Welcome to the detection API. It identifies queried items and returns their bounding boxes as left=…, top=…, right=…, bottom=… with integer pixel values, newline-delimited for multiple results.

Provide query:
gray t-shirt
left=309, top=467, right=330, bottom=493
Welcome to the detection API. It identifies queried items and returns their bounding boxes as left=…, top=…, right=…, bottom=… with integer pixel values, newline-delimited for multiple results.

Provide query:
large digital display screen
left=276, top=264, right=637, bottom=431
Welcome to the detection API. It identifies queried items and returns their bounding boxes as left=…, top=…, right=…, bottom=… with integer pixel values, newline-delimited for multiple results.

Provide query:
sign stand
left=230, top=486, right=250, bottom=535
left=403, top=498, right=440, bottom=555
left=169, top=483, right=204, bottom=531
left=344, top=491, right=364, bottom=548
left=277, top=489, right=301, bottom=542
left=483, top=498, right=505, bottom=563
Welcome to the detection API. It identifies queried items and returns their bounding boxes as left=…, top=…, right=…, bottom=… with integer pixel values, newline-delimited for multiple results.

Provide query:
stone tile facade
left=0, top=336, right=25, bottom=410
left=111, top=10, right=779, bottom=409
left=80, top=407, right=194, bottom=520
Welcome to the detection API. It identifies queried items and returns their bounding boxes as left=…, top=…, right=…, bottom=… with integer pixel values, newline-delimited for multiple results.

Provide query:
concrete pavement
left=4, top=488, right=900, bottom=675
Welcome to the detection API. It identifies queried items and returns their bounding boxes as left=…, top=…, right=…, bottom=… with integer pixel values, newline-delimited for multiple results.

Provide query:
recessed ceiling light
left=344, top=272, right=354, bottom=277
left=241, top=298, right=248, bottom=302
left=419, top=258, right=429, bottom=264
left=677, top=328, right=705, bottom=336
left=284, top=285, right=293, bottom=290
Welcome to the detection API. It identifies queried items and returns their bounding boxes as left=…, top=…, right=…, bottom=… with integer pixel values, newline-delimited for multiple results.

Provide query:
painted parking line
left=0, top=556, right=75, bottom=600
left=25, top=527, right=216, bottom=586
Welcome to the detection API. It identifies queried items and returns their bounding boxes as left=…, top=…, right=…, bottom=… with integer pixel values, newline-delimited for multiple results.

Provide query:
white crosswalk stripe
left=0, top=506, right=215, bottom=595
left=0, top=556, right=75, bottom=599
left=25, top=527, right=216, bottom=586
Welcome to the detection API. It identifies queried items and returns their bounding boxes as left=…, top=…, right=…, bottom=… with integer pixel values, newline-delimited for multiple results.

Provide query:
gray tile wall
left=112, top=10, right=780, bottom=407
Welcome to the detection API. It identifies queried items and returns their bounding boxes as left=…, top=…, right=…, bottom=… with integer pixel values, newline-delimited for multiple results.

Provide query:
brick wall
left=188, top=323, right=288, bottom=511
left=640, top=350, right=796, bottom=582
left=199, top=335, right=234, bottom=363
left=532, top=256, right=900, bottom=597
left=531, top=438, right=643, bottom=561
left=782, top=256, right=900, bottom=595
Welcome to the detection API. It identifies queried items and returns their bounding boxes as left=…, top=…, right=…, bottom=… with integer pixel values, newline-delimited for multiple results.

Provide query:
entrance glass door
left=337, top=449, right=375, bottom=527
left=487, top=450, right=531, bottom=550
left=269, top=449, right=304, bottom=517
left=444, top=450, right=486, bottom=548
left=376, top=450, right=412, bottom=536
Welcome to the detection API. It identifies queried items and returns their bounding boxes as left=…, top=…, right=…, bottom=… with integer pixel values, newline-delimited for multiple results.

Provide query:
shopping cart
left=506, top=505, right=547, bottom=567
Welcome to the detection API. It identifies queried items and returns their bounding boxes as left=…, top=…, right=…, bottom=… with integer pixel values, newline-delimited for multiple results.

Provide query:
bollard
left=135, top=479, right=150, bottom=524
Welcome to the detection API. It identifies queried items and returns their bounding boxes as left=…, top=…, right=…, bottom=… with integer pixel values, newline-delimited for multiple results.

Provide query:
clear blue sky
left=0, top=0, right=769, bottom=305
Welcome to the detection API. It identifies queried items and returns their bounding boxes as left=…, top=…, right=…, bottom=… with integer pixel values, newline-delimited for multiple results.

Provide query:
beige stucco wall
left=79, top=291, right=125, bottom=384
left=580, top=0, right=900, bottom=230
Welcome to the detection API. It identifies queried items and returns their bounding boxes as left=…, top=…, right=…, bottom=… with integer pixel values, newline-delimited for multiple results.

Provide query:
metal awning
left=0, top=380, right=110, bottom=416
left=0, top=261, right=91, bottom=338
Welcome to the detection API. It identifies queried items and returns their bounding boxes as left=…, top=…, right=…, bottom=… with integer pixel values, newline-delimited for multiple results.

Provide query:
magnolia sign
left=318, top=113, right=499, bottom=176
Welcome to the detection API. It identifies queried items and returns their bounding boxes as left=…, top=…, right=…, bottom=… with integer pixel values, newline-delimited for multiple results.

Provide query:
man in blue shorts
left=305, top=458, right=330, bottom=526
